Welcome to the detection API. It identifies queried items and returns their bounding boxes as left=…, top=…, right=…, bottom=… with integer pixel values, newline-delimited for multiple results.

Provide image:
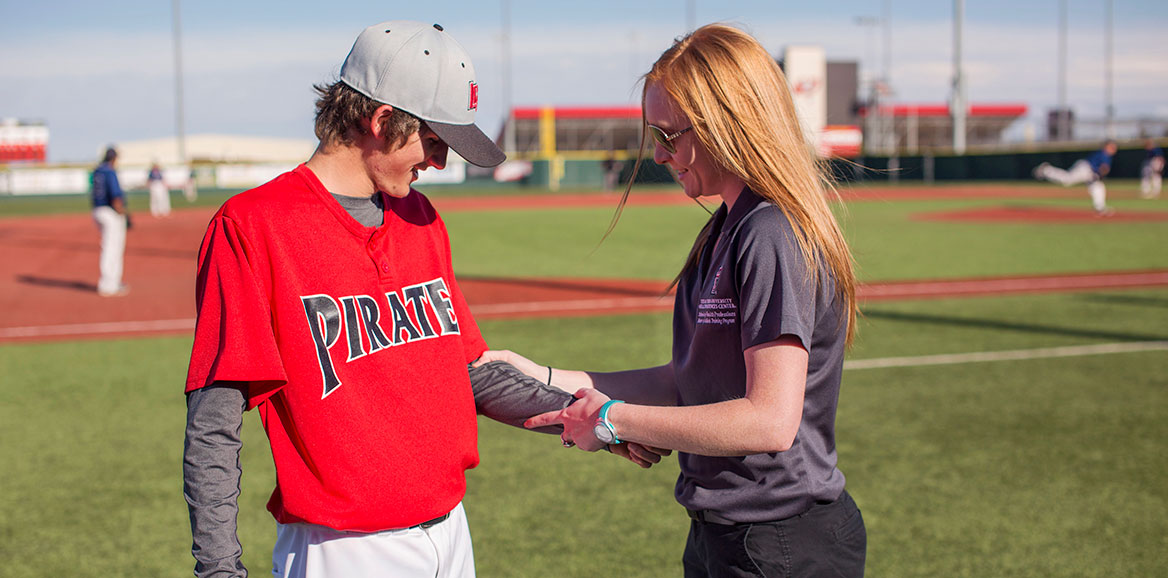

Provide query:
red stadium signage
left=819, top=125, right=863, bottom=159
left=0, top=120, right=49, bottom=164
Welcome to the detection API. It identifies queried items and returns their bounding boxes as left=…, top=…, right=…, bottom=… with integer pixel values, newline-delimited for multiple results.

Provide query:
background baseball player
left=90, top=146, right=130, bottom=296
left=1140, top=138, right=1164, bottom=198
left=183, top=20, right=664, bottom=578
left=1033, top=139, right=1118, bottom=216
left=147, top=161, right=171, bottom=217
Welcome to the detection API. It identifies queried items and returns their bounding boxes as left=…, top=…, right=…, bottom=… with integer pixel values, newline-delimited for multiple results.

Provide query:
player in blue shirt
left=1034, top=140, right=1118, bottom=215
left=91, top=146, right=130, bottom=296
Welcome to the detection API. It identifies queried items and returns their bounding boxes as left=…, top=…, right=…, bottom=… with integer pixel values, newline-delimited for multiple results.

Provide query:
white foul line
left=471, top=296, right=670, bottom=315
left=0, top=318, right=196, bottom=339
left=859, top=271, right=1168, bottom=299
left=844, top=341, right=1168, bottom=371
left=2, top=316, right=1163, bottom=375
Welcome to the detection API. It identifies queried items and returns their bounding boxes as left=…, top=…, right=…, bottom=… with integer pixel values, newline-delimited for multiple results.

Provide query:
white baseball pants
left=1038, top=159, right=1095, bottom=186
left=271, top=503, right=475, bottom=578
left=1141, top=158, right=1163, bottom=197
left=1087, top=181, right=1107, bottom=212
left=92, top=206, right=126, bottom=294
left=1038, top=160, right=1108, bottom=211
left=149, top=181, right=171, bottom=216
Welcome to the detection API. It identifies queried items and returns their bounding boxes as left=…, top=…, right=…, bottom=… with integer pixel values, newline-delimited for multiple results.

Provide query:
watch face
left=593, top=422, right=615, bottom=444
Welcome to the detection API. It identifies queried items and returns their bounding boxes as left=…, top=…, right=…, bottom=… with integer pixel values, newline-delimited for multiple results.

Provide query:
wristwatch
left=593, top=400, right=625, bottom=444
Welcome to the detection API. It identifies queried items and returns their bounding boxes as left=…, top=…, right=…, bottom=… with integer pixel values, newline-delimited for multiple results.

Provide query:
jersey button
left=381, top=262, right=390, bottom=272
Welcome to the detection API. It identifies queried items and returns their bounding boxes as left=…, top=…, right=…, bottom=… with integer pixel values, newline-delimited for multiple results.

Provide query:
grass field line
left=844, top=340, right=1168, bottom=370
left=472, top=296, right=672, bottom=315
left=0, top=318, right=195, bottom=339
left=859, top=270, right=1168, bottom=298
left=3, top=316, right=1165, bottom=374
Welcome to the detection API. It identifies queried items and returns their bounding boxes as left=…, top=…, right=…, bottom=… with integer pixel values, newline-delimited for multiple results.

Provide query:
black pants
left=682, top=490, right=866, bottom=578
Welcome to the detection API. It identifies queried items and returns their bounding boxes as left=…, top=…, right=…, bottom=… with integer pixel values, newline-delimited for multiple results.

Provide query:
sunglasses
left=647, top=124, right=693, bottom=154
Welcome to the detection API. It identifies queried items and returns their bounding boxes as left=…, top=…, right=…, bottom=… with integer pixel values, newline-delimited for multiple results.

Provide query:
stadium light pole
left=1056, top=0, right=1068, bottom=141
left=882, top=0, right=893, bottom=154
left=502, top=0, right=516, bottom=155
left=1104, top=0, right=1115, bottom=139
left=172, top=0, right=187, bottom=165
left=882, top=0, right=891, bottom=91
left=855, top=17, right=879, bottom=89
left=687, top=0, right=696, bottom=31
left=855, top=16, right=880, bottom=156
left=951, top=0, right=966, bottom=154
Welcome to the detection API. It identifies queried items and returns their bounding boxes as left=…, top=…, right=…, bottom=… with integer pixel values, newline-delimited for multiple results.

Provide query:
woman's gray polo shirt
left=671, top=188, right=848, bottom=523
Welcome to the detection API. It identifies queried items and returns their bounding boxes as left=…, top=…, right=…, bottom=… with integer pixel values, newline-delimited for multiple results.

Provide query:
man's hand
left=609, top=442, right=672, bottom=468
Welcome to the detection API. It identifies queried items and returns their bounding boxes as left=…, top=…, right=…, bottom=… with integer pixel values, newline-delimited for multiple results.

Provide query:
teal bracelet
left=598, top=400, right=625, bottom=444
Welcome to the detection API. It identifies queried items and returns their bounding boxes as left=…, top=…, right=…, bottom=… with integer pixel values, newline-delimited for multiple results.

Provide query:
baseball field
left=1, top=179, right=1166, bottom=577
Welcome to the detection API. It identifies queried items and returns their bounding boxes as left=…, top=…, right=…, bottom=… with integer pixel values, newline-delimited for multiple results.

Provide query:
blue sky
left=2, top=0, right=1166, bottom=162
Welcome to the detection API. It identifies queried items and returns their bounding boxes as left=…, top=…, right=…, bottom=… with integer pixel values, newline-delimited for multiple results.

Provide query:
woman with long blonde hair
left=480, top=23, right=865, bottom=577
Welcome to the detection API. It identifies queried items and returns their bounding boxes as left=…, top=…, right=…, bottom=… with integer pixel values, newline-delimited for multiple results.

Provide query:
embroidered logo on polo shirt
left=697, top=297, right=736, bottom=325
left=697, top=264, right=736, bottom=325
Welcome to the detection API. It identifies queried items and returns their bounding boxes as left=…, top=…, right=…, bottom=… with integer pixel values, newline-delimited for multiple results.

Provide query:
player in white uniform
left=147, top=162, right=170, bottom=217
left=1140, top=139, right=1164, bottom=198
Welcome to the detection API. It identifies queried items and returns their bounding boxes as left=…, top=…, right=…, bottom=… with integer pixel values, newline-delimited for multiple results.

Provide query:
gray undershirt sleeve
left=469, top=360, right=573, bottom=434
left=183, top=363, right=568, bottom=577
left=184, top=383, right=248, bottom=578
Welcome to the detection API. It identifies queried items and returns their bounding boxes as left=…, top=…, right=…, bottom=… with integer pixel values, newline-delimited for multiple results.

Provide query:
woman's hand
left=531, top=389, right=674, bottom=466
left=527, top=388, right=611, bottom=451
left=472, top=350, right=546, bottom=381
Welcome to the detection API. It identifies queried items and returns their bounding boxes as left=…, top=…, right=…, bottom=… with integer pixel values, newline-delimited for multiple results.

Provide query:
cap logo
left=468, top=81, right=479, bottom=111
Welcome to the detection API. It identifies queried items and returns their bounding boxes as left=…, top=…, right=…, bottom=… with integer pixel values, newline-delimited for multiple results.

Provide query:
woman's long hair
left=616, top=23, right=858, bottom=344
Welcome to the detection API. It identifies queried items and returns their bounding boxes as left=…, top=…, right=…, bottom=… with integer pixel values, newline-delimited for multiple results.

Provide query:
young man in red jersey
left=183, top=20, right=663, bottom=578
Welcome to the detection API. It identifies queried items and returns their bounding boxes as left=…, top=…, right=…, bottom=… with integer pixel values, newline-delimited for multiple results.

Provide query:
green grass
left=1, top=181, right=1167, bottom=577
left=841, top=196, right=1168, bottom=280
left=2, top=290, right=1165, bottom=577
left=444, top=194, right=1168, bottom=282
left=446, top=204, right=704, bottom=281
left=0, top=189, right=242, bottom=218
left=852, top=291, right=1168, bottom=359
left=840, top=350, right=1167, bottom=578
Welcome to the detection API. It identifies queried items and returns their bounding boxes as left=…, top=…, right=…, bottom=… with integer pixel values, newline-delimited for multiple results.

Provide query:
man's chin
left=382, top=183, right=413, bottom=198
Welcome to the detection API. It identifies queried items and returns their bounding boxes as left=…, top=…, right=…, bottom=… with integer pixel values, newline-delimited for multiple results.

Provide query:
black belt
left=686, top=508, right=740, bottom=526
left=412, top=512, right=450, bottom=530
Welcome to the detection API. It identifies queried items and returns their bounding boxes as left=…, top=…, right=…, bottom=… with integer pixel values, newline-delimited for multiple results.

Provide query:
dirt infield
left=2, top=188, right=1166, bottom=344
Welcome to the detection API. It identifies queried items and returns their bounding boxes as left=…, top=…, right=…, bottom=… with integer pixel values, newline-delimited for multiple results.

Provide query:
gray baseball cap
left=339, top=21, right=505, bottom=167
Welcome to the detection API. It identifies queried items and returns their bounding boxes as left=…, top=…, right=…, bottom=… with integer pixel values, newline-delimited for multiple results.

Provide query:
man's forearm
left=469, top=361, right=572, bottom=434
left=184, top=383, right=248, bottom=578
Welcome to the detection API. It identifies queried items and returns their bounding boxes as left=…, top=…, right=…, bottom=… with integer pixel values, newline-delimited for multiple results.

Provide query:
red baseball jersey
left=186, top=164, right=486, bottom=532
